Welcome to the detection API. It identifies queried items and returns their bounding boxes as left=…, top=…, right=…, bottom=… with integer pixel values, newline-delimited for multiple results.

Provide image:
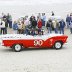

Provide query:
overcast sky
left=0, top=0, right=72, bottom=5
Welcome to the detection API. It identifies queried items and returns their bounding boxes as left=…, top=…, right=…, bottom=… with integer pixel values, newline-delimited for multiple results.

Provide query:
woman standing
left=37, top=19, right=42, bottom=35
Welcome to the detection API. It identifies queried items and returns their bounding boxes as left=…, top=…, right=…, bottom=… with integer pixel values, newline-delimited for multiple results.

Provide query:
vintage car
left=0, top=34, right=68, bottom=52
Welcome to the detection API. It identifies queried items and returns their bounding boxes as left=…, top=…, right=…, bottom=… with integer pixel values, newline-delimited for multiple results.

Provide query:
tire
left=54, top=41, right=62, bottom=50
left=12, top=44, right=22, bottom=52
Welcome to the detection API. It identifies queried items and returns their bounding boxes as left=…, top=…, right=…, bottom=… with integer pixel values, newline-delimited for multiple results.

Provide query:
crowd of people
left=0, top=13, right=12, bottom=34
left=0, top=12, right=72, bottom=35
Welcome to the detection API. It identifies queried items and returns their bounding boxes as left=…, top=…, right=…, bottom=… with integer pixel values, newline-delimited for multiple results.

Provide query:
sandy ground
left=0, top=28, right=72, bottom=72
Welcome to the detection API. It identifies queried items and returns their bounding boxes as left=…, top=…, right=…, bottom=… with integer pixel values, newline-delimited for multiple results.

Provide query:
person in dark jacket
left=30, top=16, right=33, bottom=23
left=51, top=11, right=54, bottom=16
left=59, top=19, right=65, bottom=34
left=7, top=13, right=12, bottom=28
left=3, top=18, right=8, bottom=34
left=66, top=14, right=71, bottom=28
left=32, top=18, right=37, bottom=29
left=46, top=19, right=52, bottom=33
left=69, top=20, right=72, bottom=34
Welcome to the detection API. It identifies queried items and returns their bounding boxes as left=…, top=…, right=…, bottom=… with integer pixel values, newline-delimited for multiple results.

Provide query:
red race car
left=0, top=34, right=68, bottom=52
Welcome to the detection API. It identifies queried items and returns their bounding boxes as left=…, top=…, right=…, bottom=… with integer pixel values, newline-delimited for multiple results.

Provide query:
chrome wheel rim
left=55, top=42, right=61, bottom=49
left=15, top=44, right=21, bottom=51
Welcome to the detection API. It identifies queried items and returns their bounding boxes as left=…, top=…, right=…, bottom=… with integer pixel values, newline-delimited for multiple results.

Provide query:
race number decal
left=34, top=40, right=43, bottom=46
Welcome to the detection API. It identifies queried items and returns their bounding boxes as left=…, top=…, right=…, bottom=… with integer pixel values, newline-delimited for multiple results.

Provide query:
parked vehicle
left=0, top=34, right=68, bottom=52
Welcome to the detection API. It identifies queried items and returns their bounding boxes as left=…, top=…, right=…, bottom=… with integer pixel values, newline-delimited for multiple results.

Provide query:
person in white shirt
left=52, top=19, right=58, bottom=33
left=0, top=19, right=6, bottom=34
left=24, top=18, right=30, bottom=26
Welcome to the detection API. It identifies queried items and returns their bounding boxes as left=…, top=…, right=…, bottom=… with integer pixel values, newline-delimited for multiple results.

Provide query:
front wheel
left=54, top=42, right=62, bottom=49
left=12, top=44, right=22, bottom=52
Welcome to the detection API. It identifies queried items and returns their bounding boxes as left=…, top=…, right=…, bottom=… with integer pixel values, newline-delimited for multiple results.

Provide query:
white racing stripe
left=0, top=34, right=63, bottom=41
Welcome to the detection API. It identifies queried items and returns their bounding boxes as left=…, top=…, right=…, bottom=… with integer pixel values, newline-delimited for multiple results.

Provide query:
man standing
left=51, top=11, right=55, bottom=16
left=41, top=13, right=46, bottom=26
left=59, top=19, right=65, bottom=34
left=46, top=19, right=52, bottom=33
left=7, top=13, right=12, bottom=28
left=69, top=20, right=72, bottom=34
left=66, top=14, right=71, bottom=28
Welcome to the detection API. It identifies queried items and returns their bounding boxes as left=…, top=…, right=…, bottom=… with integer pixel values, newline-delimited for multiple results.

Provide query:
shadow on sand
left=0, top=47, right=67, bottom=53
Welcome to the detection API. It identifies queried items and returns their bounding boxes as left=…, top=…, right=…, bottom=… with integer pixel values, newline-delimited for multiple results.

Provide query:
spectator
left=13, top=21, right=18, bottom=34
left=1, top=13, right=6, bottom=19
left=69, top=20, right=72, bottom=34
left=41, top=13, right=46, bottom=26
left=30, top=15, right=35, bottom=24
left=30, top=28, right=35, bottom=36
left=70, top=13, right=72, bottom=22
left=25, top=28, right=30, bottom=35
left=0, top=19, right=6, bottom=34
left=52, top=19, right=58, bottom=33
left=59, top=19, right=66, bottom=34
left=38, top=18, right=42, bottom=35
left=30, top=16, right=33, bottom=24
left=66, top=14, right=71, bottom=28
left=24, top=17, right=30, bottom=26
left=31, top=18, right=37, bottom=29
left=70, top=13, right=72, bottom=17
left=1, top=13, right=5, bottom=17
left=51, top=11, right=55, bottom=16
left=3, top=18, right=8, bottom=34
left=7, top=13, right=12, bottom=28
left=37, top=13, right=41, bottom=21
left=38, top=18, right=42, bottom=29
left=21, top=21, right=25, bottom=34
left=17, top=20, right=22, bottom=34
left=46, top=19, right=52, bottom=33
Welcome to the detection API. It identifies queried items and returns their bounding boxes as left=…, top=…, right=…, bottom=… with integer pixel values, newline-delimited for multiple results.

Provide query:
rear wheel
left=12, top=44, right=22, bottom=52
left=54, top=41, right=62, bottom=49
